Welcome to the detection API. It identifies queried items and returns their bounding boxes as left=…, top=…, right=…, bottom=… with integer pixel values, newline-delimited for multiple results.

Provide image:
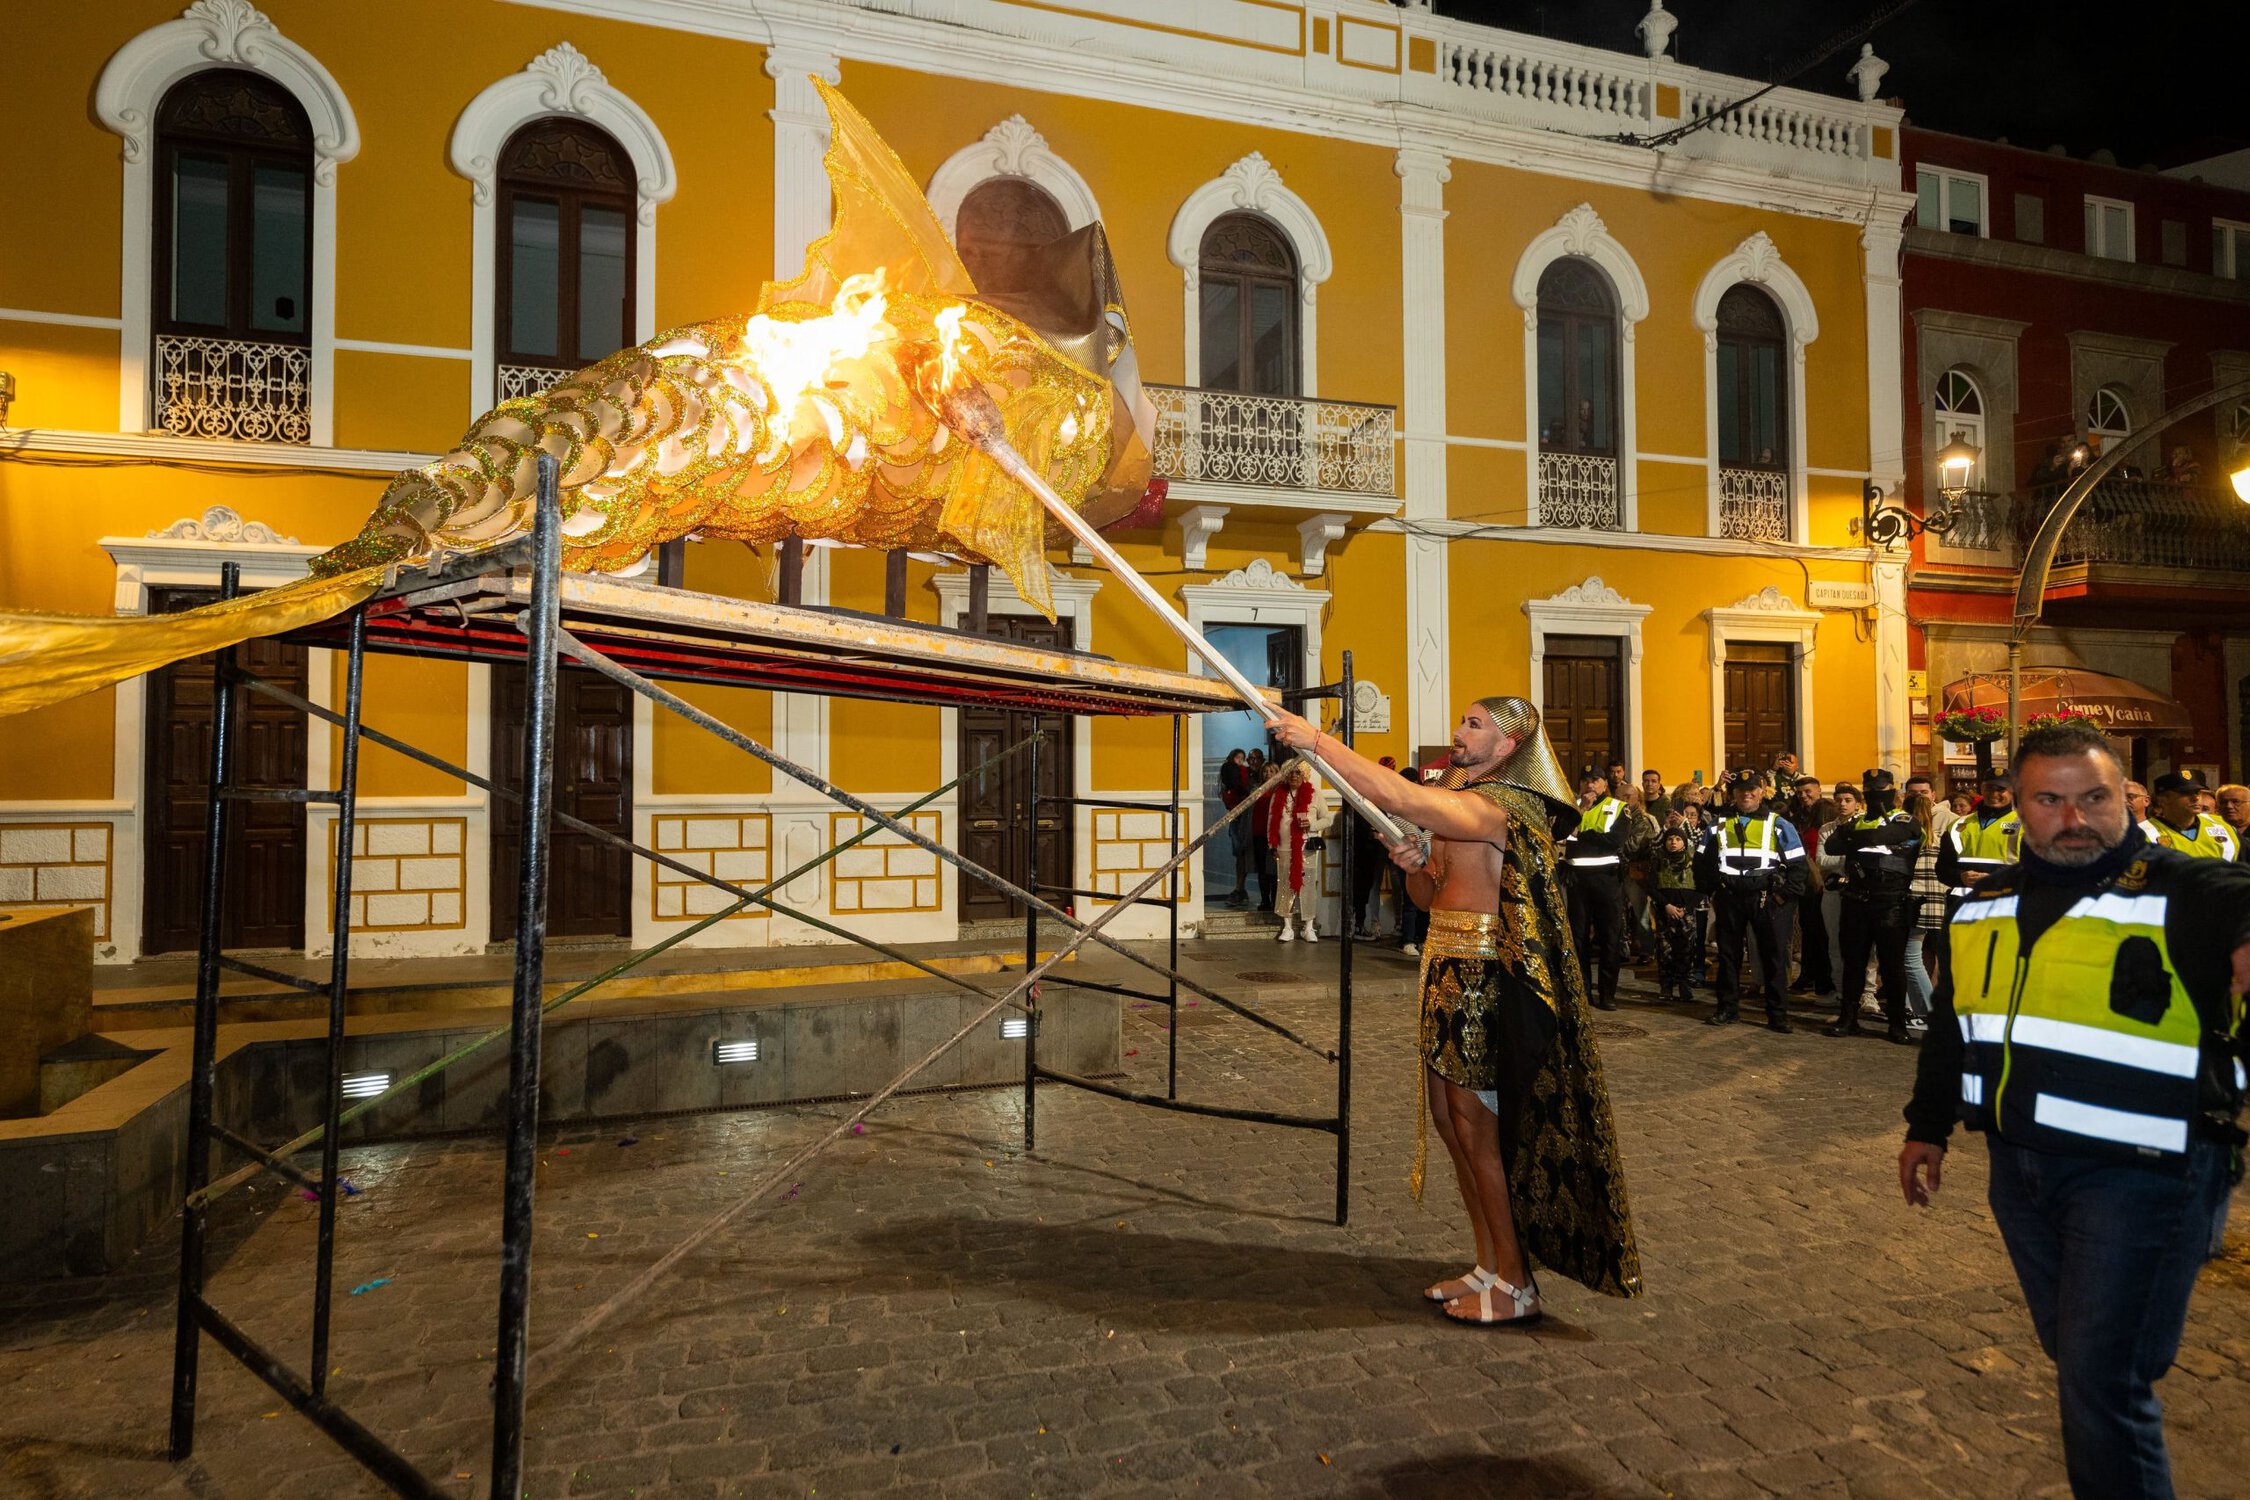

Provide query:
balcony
left=497, top=363, right=572, bottom=404
left=1536, top=451, right=1621, bottom=530
left=154, top=335, right=309, bottom=444
left=1718, top=466, right=1789, bottom=541
left=1147, top=385, right=1395, bottom=500
left=2019, top=479, right=2250, bottom=573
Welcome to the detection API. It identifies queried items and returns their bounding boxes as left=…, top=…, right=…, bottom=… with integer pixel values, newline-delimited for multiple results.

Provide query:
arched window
left=1933, top=368, right=1986, bottom=488
left=497, top=118, right=635, bottom=400
left=2086, top=386, right=2132, bottom=454
left=2225, top=402, right=2250, bottom=464
left=1716, top=285, right=1788, bottom=471
left=152, top=68, right=313, bottom=442
left=1198, top=213, right=1298, bottom=396
left=955, top=177, right=1068, bottom=296
left=1535, top=258, right=1618, bottom=457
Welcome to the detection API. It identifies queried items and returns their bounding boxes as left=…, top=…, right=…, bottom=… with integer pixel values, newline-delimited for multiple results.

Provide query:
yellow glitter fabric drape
left=0, top=82, right=1148, bottom=721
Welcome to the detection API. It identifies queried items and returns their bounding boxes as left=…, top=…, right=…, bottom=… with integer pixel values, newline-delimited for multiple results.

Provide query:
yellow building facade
left=0, top=0, right=1913, bottom=962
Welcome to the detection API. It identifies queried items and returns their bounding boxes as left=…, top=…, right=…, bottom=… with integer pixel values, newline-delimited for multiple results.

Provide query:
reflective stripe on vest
left=1715, top=813, right=1780, bottom=880
left=1948, top=810, right=2021, bottom=893
left=2138, top=813, right=2239, bottom=862
left=1948, top=881, right=2205, bottom=1157
left=1567, top=798, right=1625, bottom=866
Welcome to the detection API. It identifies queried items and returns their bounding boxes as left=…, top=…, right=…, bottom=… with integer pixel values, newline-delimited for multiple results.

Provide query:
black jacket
left=1827, top=808, right=1921, bottom=901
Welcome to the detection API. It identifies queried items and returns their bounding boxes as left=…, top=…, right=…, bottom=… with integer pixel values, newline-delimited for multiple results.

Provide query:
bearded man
left=1268, top=696, right=1641, bottom=1326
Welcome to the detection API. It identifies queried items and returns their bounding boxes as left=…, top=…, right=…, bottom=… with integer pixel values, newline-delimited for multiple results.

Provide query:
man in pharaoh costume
left=1269, top=697, right=1642, bottom=1324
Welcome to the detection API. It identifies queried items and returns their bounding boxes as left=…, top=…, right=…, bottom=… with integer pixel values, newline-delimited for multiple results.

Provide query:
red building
left=1900, top=126, right=2250, bottom=785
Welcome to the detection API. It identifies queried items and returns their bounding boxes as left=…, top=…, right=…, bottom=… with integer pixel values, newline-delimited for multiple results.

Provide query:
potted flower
left=2022, top=710, right=2103, bottom=735
left=1934, top=704, right=2011, bottom=778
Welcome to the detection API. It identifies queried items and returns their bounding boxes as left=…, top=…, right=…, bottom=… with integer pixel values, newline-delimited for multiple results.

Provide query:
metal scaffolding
left=166, top=456, right=1363, bottom=1498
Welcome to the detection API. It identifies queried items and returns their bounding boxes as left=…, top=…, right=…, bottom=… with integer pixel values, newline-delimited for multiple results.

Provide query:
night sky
left=1432, top=0, right=2235, bottom=168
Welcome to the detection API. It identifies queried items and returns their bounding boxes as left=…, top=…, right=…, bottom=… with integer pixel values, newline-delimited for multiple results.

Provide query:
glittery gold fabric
left=1411, top=775, right=1644, bottom=1300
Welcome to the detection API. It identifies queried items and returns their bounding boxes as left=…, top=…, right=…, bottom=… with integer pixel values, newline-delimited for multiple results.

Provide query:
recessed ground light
left=340, top=1072, right=388, bottom=1099
left=1000, top=1017, right=1029, bottom=1040
left=712, top=1039, right=760, bottom=1065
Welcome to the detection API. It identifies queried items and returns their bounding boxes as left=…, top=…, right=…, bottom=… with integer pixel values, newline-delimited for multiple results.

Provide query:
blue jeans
left=1901, top=930, right=1935, bottom=1017
left=1985, top=1135, right=2234, bottom=1499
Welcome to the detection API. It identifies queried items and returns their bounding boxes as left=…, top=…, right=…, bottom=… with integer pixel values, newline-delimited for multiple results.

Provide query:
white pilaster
left=1874, top=555, right=1909, bottom=775
left=1862, top=212, right=1911, bottom=773
left=1397, top=146, right=1451, bottom=748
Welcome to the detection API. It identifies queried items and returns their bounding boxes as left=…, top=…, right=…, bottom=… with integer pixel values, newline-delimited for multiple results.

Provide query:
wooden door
left=1541, top=634, right=1623, bottom=784
left=143, top=588, right=309, bottom=954
left=958, top=615, right=1074, bottom=923
left=490, top=663, right=633, bottom=941
left=1724, top=642, right=1796, bottom=774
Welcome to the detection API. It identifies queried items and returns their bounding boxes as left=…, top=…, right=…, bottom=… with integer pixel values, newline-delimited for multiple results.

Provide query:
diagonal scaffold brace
left=556, top=628, right=1338, bottom=1064
left=525, top=749, right=1300, bottom=1394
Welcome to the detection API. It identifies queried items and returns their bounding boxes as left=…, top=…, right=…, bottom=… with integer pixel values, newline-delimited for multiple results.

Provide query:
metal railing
left=1147, top=385, right=1395, bottom=497
left=2017, top=478, right=2250, bottom=572
left=154, top=335, right=309, bottom=444
left=1536, top=450, right=1622, bottom=530
left=1718, top=466, right=1790, bottom=541
left=1933, top=489, right=2011, bottom=555
left=497, top=363, right=572, bottom=403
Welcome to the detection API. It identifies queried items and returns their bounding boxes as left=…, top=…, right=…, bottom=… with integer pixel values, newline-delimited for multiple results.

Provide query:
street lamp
left=1860, top=436, right=1981, bottom=547
left=2232, top=461, right=2250, bottom=504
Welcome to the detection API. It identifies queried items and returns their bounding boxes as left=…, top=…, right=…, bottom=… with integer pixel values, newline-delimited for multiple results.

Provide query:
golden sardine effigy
left=0, top=82, right=1152, bottom=720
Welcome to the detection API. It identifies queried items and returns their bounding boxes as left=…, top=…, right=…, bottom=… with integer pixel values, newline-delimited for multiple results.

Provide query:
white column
left=1397, top=146, right=1452, bottom=750
left=1863, top=215, right=1910, bottom=773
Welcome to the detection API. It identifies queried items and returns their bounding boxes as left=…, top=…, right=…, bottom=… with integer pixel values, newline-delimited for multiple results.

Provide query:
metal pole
left=1335, top=652, right=1356, bottom=1228
left=2006, top=639, right=2023, bottom=765
left=310, top=608, right=367, bottom=1395
left=491, top=454, right=561, bottom=1498
left=170, top=560, right=242, bottom=1460
left=1022, top=730, right=1040, bottom=1153
left=1167, top=715, right=1181, bottom=1102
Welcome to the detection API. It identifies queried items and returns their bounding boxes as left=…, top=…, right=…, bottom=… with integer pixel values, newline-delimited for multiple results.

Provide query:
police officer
left=1936, top=774, right=2020, bottom=900
left=1562, top=769, right=1635, bottom=1010
left=1826, top=767, right=1921, bottom=1044
left=1694, top=768, right=1806, bottom=1032
left=1899, top=722, right=2248, bottom=1499
left=2139, top=770, right=2242, bottom=860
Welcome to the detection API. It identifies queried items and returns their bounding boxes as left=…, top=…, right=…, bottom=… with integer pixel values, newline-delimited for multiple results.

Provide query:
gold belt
left=1423, top=907, right=1502, bottom=961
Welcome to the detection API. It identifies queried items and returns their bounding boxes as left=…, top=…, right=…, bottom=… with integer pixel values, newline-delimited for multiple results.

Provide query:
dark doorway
left=1723, top=642, right=1797, bottom=773
left=1541, top=634, right=1625, bottom=784
left=958, top=614, right=1075, bottom=924
left=490, top=662, right=633, bottom=942
left=1200, top=623, right=1304, bottom=897
left=142, top=586, right=309, bottom=955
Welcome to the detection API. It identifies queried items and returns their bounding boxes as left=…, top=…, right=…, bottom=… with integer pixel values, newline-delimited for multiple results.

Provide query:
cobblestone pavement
left=3, top=941, right=2247, bottom=1499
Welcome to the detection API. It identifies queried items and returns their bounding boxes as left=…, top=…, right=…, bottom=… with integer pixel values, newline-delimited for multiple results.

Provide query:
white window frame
left=450, top=43, right=678, bottom=417
left=1705, top=588, right=1821, bottom=781
left=1523, top=578, right=1652, bottom=780
left=1168, top=154, right=1332, bottom=396
left=2087, top=385, right=2132, bottom=447
left=926, top=115, right=1102, bottom=243
left=1691, top=233, right=1819, bottom=541
left=2085, top=195, right=2136, bottom=262
left=2213, top=218, right=2250, bottom=280
left=94, top=5, right=360, bottom=443
left=1933, top=368, right=1987, bottom=490
left=1915, top=166, right=1989, bottom=238
left=1510, top=204, right=1650, bottom=530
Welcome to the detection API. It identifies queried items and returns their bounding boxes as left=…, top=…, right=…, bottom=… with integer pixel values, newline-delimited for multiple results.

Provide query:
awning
left=1939, top=669, right=2193, bottom=737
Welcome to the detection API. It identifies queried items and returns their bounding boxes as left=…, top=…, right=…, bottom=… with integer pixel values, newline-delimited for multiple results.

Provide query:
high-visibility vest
left=1949, top=857, right=2237, bottom=1160
left=2138, top=812, right=2239, bottom=862
left=1711, top=812, right=1789, bottom=887
left=1947, top=809, right=2021, bottom=895
left=1566, top=797, right=1625, bottom=867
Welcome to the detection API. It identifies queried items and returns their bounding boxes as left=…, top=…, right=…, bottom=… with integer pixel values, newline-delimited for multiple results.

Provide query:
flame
left=737, top=270, right=897, bottom=421
left=933, top=304, right=970, bottom=390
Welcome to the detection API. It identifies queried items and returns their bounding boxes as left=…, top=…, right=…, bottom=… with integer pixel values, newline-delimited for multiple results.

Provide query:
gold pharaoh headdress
left=1465, top=694, right=1577, bottom=819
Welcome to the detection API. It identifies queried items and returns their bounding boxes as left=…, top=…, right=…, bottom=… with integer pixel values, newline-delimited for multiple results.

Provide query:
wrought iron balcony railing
left=2018, top=478, right=2250, bottom=572
left=497, top=363, right=572, bottom=403
left=1536, top=450, right=1622, bottom=530
left=1718, top=466, right=1790, bottom=541
left=154, top=335, right=309, bottom=444
left=1147, top=385, right=1395, bottom=498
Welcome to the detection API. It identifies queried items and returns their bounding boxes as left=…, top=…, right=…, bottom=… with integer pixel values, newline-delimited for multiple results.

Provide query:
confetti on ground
left=1319, top=1454, right=1332, bottom=1466
left=1124, top=1049, right=1138, bottom=1057
left=616, top=1137, right=638, bottom=1148
left=852, top=1123, right=864, bottom=1135
left=340, top=1179, right=360, bottom=1196
left=1187, top=999, right=1199, bottom=1007
left=348, top=1277, right=391, bottom=1296
left=586, top=1233, right=599, bottom=1239
left=261, top=1411, right=278, bottom=1420
left=298, top=1189, right=320, bottom=1203
left=556, top=1148, right=571, bottom=1156
left=890, top=1444, right=901, bottom=1455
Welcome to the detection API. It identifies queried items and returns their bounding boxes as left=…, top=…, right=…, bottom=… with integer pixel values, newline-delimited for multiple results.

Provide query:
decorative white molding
left=1396, top=146, right=1452, bottom=750
left=1524, top=577, right=1652, bottom=777
left=146, top=505, right=299, bottom=545
left=1176, top=503, right=1229, bottom=571
left=94, top=2, right=360, bottom=444
left=1512, top=204, right=1649, bottom=529
left=1207, top=557, right=1307, bottom=593
left=449, top=43, right=677, bottom=415
left=1847, top=43, right=1889, bottom=103
left=0, top=307, right=126, bottom=331
left=1705, top=589, right=1822, bottom=777
left=1295, top=513, right=1350, bottom=578
left=926, top=115, right=1103, bottom=239
left=1168, top=152, right=1334, bottom=394
left=1181, top=563, right=1332, bottom=858
left=1349, top=679, right=1393, bottom=735
left=0, top=426, right=432, bottom=473
left=1692, top=231, right=1819, bottom=540
left=1368, top=514, right=1874, bottom=562
left=1636, top=1, right=1678, bottom=58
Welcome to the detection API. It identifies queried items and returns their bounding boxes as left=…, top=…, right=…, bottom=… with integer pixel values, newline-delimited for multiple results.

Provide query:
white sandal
left=1443, top=1272, right=1541, bottom=1327
left=1423, top=1265, right=1495, bottom=1304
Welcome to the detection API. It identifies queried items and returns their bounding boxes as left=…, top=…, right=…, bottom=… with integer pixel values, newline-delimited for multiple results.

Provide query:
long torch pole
left=937, top=383, right=1409, bottom=846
